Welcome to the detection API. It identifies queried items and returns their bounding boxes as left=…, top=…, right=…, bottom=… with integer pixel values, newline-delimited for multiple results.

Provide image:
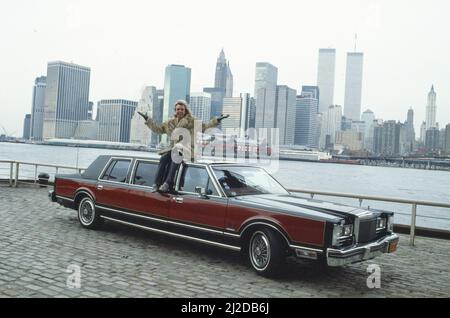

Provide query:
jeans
left=154, top=151, right=180, bottom=187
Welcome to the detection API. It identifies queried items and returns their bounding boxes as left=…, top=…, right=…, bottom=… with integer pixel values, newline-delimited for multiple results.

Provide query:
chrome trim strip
left=96, top=204, right=236, bottom=236
left=175, top=161, right=183, bottom=191
left=240, top=221, right=292, bottom=247
left=97, top=157, right=114, bottom=181
left=129, top=159, right=160, bottom=187
left=223, top=232, right=241, bottom=238
left=166, top=219, right=223, bottom=234
left=101, top=216, right=241, bottom=252
left=74, top=190, right=94, bottom=202
left=354, top=216, right=360, bottom=243
left=176, top=190, right=223, bottom=199
left=97, top=157, right=133, bottom=185
left=56, top=195, right=74, bottom=202
left=206, top=164, right=227, bottom=197
left=97, top=205, right=166, bottom=224
left=338, top=235, right=353, bottom=240
left=175, top=163, right=225, bottom=198
left=289, top=244, right=323, bottom=253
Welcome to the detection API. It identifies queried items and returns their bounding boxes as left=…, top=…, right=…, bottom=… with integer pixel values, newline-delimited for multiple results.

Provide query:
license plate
left=388, top=241, right=398, bottom=253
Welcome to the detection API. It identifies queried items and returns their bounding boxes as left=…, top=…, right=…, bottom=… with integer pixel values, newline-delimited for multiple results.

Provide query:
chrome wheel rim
left=79, top=199, right=94, bottom=225
left=250, top=231, right=270, bottom=270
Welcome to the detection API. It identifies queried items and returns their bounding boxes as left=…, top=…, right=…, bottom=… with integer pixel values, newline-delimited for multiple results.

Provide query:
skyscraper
left=221, top=97, right=243, bottom=130
left=74, top=120, right=99, bottom=140
left=190, top=92, right=212, bottom=122
left=43, top=61, right=91, bottom=139
left=97, top=99, right=138, bottom=143
left=445, top=124, right=450, bottom=153
left=425, top=85, right=437, bottom=130
left=214, top=49, right=233, bottom=98
left=203, top=87, right=225, bottom=118
left=23, top=114, right=31, bottom=140
left=254, top=62, right=278, bottom=129
left=275, top=85, right=297, bottom=145
left=344, top=52, right=364, bottom=121
left=301, top=85, right=320, bottom=101
left=425, top=127, right=440, bottom=152
left=319, top=105, right=342, bottom=149
left=130, top=86, right=159, bottom=145
left=163, top=64, right=191, bottom=123
left=335, top=131, right=364, bottom=151
left=373, top=120, right=402, bottom=155
left=404, top=108, right=416, bottom=152
left=301, top=85, right=320, bottom=113
left=317, top=48, right=336, bottom=113
left=239, top=93, right=255, bottom=131
left=361, top=109, right=376, bottom=151
left=220, top=94, right=257, bottom=133
left=420, top=121, right=426, bottom=143
left=295, top=91, right=318, bottom=147
left=87, top=102, right=94, bottom=120
left=30, top=76, right=46, bottom=141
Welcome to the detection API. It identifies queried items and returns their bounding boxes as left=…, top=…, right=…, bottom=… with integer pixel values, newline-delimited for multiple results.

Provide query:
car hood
left=231, top=194, right=377, bottom=222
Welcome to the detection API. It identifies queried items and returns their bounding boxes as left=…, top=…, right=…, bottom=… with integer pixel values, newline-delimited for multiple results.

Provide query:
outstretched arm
left=202, top=117, right=220, bottom=132
left=141, top=113, right=167, bottom=134
left=202, top=114, right=229, bottom=131
left=147, top=119, right=167, bottom=134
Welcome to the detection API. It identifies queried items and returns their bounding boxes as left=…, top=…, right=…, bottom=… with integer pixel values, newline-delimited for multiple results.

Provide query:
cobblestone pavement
left=1, top=185, right=449, bottom=298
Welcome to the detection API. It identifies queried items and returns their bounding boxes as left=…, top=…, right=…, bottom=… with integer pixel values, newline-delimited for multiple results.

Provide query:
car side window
left=101, top=159, right=131, bottom=183
left=179, top=166, right=218, bottom=196
left=133, top=161, right=157, bottom=186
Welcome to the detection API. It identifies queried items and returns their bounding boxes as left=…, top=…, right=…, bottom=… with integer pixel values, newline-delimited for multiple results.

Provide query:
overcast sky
left=1, top=0, right=449, bottom=136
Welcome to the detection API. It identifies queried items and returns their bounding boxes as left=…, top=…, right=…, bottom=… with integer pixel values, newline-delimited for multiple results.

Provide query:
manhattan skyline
left=1, top=0, right=449, bottom=136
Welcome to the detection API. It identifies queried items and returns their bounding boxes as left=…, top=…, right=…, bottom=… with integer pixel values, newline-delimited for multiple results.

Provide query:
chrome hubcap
left=251, top=232, right=270, bottom=269
left=80, top=200, right=94, bottom=224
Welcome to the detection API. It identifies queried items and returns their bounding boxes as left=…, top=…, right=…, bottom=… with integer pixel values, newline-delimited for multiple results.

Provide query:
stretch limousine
left=49, top=155, right=399, bottom=277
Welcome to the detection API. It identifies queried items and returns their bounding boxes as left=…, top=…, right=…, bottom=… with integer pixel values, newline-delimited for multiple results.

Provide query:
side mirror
left=195, top=186, right=209, bottom=198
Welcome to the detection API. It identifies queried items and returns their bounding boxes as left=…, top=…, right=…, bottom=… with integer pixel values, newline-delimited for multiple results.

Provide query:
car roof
left=99, top=155, right=252, bottom=166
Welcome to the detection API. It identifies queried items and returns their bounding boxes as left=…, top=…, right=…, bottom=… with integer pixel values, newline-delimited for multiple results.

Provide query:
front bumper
left=326, top=233, right=399, bottom=267
left=48, top=189, right=57, bottom=202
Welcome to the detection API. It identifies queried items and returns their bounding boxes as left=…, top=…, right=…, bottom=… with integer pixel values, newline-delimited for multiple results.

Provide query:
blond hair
left=174, top=100, right=192, bottom=117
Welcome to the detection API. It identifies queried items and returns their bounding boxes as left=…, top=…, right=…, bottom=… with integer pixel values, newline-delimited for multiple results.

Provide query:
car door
left=96, top=157, right=132, bottom=210
left=169, top=164, right=228, bottom=234
left=127, top=159, right=171, bottom=219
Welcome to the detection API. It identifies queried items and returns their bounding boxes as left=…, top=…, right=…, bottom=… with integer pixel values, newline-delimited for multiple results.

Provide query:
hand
left=138, top=111, right=149, bottom=121
left=217, top=114, right=230, bottom=122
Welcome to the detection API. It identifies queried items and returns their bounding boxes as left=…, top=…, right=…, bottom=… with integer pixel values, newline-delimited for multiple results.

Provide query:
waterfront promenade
left=1, top=185, right=449, bottom=297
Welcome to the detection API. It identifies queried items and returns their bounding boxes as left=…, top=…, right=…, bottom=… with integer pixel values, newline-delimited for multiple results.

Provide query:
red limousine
left=49, top=155, right=399, bottom=277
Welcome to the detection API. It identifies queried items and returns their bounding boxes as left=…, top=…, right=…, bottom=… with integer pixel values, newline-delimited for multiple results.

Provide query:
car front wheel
left=248, top=229, right=284, bottom=277
left=78, top=197, right=103, bottom=229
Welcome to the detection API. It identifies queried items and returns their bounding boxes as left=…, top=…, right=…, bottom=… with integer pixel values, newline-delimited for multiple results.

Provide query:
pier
left=1, top=182, right=450, bottom=297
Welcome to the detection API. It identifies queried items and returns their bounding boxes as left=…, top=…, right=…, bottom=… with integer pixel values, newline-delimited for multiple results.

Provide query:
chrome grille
left=358, top=218, right=377, bottom=243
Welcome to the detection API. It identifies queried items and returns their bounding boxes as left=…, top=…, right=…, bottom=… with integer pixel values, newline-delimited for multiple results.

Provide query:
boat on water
left=320, top=158, right=361, bottom=165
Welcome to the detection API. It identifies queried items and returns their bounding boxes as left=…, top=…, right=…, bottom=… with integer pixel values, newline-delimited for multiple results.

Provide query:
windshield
left=212, top=166, right=288, bottom=197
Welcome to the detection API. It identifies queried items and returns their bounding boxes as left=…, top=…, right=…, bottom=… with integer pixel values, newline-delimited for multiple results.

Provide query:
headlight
left=376, top=217, right=387, bottom=231
left=387, top=215, right=394, bottom=232
left=332, top=223, right=353, bottom=246
left=343, top=224, right=353, bottom=236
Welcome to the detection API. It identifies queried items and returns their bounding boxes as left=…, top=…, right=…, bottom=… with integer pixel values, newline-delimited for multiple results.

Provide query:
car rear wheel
left=78, top=197, right=103, bottom=229
left=248, top=228, right=284, bottom=277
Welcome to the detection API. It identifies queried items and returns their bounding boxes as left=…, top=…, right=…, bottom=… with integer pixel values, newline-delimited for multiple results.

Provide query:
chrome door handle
left=97, top=184, right=104, bottom=190
left=174, top=197, right=183, bottom=204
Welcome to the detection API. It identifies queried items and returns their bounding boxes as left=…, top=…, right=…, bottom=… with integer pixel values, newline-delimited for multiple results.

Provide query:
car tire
left=248, top=228, right=284, bottom=277
left=78, top=196, right=103, bottom=230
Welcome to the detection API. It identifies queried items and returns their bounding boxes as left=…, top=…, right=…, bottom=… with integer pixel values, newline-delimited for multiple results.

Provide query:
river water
left=1, top=142, right=449, bottom=230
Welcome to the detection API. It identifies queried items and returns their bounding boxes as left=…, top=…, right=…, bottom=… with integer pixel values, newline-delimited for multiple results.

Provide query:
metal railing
left=287, top=188, right=450, bottom=247
left=0, top=160, right=86, bottom=187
